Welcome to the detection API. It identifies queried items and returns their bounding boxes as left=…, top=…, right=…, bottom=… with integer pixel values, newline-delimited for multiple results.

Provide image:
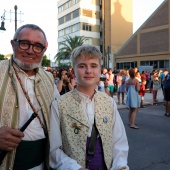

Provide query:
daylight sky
left=0, top=0, right=165, bottom=60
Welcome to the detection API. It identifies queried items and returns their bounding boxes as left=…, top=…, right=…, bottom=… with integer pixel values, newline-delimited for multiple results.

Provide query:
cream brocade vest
left=58, top=89, right=113, bottom=169
left=0, top=59, right=54, bottom=170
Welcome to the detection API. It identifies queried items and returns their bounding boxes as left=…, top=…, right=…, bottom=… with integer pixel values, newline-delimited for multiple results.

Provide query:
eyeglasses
left=14, top=39, right=45, bottom=54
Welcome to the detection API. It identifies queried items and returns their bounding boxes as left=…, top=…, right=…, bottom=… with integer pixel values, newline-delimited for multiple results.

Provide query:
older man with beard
left=0, top=24, right=60, bottom=170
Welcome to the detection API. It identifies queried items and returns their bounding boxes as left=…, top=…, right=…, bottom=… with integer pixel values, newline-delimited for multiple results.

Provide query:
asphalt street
left=119, top=103, right=170, bottom=170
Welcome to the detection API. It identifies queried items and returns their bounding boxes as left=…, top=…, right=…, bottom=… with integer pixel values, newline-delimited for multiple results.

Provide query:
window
left=65, top=26, right=71, bottom=34
left=117, top=62, right=135, bottom=69
left=58, top=42, right=65, bottom=49
left=140, top=60, right=169, bottom=69
left=72, top=23, right=79, bottom=32
left=58, top=5, right=64, bottom=13
left=159, top=60, right=164, bottom=68
left=58, top=17, right=64, bottom=25
left=65, top=1, right=71, bottom=9
left=142, top=61, right=150, bottom=66
left=153, top=61, right=158, bottom=68
left=73, top=0, right=78, bottom=5
left=73, top=9, right=79, bottom=18
left=58, top=29, right=64, bottom=37
left=165, top=60, right=169, bottom=68
left=82, top=9, right=92, bottom=17
left=82, top=23, right=92, bottom=31
left=65, top=13, right=71, bottom=22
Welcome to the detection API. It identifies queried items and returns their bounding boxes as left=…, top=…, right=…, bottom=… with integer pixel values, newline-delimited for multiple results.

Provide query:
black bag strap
left=87, top=120, right=98, bottom=155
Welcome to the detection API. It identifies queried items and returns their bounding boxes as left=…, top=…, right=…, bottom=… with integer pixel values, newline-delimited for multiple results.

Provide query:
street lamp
left=0, top=21, right=6, bottom=31
left=0, top=5, right=23, bottom=31
left=0, top=11, right=6, bottom=30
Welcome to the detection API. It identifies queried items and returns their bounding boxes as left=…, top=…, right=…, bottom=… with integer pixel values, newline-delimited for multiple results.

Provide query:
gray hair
left=13, top=24, right=47, bottom=46
left=70, top=45, right=102, bottom=67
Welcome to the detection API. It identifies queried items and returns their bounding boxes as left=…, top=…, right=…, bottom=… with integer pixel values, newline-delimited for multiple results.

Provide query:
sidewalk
left=113, top=89, right=164, bottom=109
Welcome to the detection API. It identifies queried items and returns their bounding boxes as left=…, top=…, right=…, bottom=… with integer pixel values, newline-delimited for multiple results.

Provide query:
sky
left=0, top=0, right=165, bottom=61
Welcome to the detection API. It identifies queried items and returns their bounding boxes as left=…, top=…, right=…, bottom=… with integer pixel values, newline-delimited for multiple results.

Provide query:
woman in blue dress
left=126, top=69, right=140, bottom=129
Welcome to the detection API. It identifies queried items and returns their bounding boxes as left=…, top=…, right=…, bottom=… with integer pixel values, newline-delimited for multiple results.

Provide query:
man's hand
left=0, top=127, right=24, bottom=151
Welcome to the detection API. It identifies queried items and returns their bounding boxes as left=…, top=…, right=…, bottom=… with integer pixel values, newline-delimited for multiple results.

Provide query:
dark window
left=159, top=60, right=164, bottom=68
left=66, top=13, right=71, bottom=22
left=164, top=60, right=169, bottom=68
left=141, top=61, right=145, bottom=65
left=59, top=17, right=64, bottom=25
left=150, top=61, right=153, bottom=66
left=82, top=23, right=92, bottom=31
left=86, top=24, right=88, bottom=30
left=73, top=9, right=79, bottom=19
left=83, top=24, right=85, bottom=30
left=140, top=60, right=169, bottom=69
left=153, top=61, right=158, bottom=69
left=89, top=25, right=92, bottom=31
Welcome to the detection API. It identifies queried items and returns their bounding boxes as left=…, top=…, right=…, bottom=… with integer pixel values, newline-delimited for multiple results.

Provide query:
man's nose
left=26, top=45, right=34, bottom=53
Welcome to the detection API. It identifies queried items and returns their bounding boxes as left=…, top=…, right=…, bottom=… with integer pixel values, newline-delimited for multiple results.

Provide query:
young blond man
left=51, top=45, right=129, bottom=170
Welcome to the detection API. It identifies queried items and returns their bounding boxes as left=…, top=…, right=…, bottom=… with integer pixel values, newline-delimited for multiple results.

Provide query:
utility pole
left=14, top=5, right=17, bottom=31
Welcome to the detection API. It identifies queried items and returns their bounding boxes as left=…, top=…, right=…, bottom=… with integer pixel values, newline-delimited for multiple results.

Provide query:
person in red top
left=139, top=79, right=147, bottom=108
left=141, top=71, right=146, bottom=81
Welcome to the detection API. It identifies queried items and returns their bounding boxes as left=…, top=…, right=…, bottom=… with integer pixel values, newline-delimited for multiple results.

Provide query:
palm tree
left=54, top=35, right=88, bottom=62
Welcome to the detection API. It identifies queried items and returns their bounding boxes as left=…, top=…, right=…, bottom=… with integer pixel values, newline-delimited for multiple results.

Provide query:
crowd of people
left=48, top=64, right=169, bottom=130
left=0, top=23, right=169, bottom=169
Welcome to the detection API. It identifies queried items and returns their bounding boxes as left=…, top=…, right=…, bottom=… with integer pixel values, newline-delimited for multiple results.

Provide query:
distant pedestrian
left=113, top=67, right=119, bottom=93
left=116, top=70, right=126, bottom=105
left=164, top=71, right=170, bottom=117
left=139, top=79, right=147, bottom=108
left=135, top=71, right=141, bottom=84
left=140, top=71, right=146, bottom=81
left=152, top=72, right=161, bottom=104
left=126, top=69, right=140, bottom=129
left=160, top=69, right=167, bottom=101
left=56, top=68, right=74, bottom=95
left=106, top=68, right=115, bottom=97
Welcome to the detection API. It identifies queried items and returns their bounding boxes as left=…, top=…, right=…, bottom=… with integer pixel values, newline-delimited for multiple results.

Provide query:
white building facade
left=57, top=0, right=101, bottom=51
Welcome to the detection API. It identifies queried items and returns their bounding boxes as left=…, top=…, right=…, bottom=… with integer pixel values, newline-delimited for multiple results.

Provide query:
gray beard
left=13, top=55, right=42, bottom=70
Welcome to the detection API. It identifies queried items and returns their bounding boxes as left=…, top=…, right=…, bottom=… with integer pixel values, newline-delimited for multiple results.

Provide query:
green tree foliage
left=54, top=35, right=88, bottom=62
left=0, top=54, right=6, bottom=60
left=42, top=55, right=50, bottom=67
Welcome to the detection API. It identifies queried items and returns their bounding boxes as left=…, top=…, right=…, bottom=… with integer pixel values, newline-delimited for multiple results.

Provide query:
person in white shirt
left=50, top=45, right=129, bottom=170
left=0, top=24, right=60, bottom=170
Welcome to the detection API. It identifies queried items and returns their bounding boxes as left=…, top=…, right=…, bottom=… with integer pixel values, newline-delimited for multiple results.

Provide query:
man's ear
left=43, top=41, right=48, bottom=52
left=11, top=40, right=14, bottom=46
left=46, top=41, right=48, bottom=48
left=10, top=40, right=15, bottom=50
